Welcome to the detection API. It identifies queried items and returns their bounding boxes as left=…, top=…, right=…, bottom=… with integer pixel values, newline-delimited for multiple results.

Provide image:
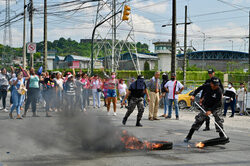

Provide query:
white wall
left=158, top=53, right=171, bottom=72
left=47, top=59, right=54, bottom=70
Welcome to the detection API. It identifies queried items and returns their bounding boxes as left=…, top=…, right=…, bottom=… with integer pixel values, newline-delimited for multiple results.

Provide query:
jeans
left=25, top=88, right=40, bottom=113
left=168, top=99, right=179, bottom=117
left=224, top=99, right=236, bottom=116
left=92, top=89, right=101, bottom=108
left=163, top=95, right=169, bottom=115
left=82, top=89, right=88, bottom=109
left=0, top=90, right=7, bottom=109
left=10, top=91, right=23, bottom=115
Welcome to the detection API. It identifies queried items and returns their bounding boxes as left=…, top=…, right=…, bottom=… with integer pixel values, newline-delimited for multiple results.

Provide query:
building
left=153, top=41, right=172, bottom=72
left=46, top=55, right=103, bottom=70
left=177, top=50, right=249, bottom=72
left=100, top=52, right=158, bottom=71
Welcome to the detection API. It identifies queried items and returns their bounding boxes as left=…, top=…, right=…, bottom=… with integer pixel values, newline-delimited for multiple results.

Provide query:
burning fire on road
left=120, top=130, right=173, bottom=151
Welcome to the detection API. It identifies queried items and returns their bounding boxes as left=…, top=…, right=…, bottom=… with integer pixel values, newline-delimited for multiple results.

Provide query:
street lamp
left=198, top=31, right=206, bottom=70
left=229, top=40, right=234, bottom=51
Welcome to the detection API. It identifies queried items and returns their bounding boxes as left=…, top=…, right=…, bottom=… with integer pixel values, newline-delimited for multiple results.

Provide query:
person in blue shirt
left=9, top=72, right=27, bottom=119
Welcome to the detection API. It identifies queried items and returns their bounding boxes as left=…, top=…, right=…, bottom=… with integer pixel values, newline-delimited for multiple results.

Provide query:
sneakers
left=3, top=109, right=8, bottom=113
left=176, top=116, right=179, bottom=120
left=184, top=137, right=191, bottom=143
left=229, top=115, right=234, bottom=118
left=165, top=116, right=171, bottom=119
left=113, top=112, right=117, bottom=116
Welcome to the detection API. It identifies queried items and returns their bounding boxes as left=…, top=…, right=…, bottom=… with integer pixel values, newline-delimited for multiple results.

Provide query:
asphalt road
left=0, top=103, right=250, bottom=166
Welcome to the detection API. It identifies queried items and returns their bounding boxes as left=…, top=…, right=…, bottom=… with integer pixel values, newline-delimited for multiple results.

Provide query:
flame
left=120, top=130, right=164, bottom=150
left=196, top=142, right=205, bottom=148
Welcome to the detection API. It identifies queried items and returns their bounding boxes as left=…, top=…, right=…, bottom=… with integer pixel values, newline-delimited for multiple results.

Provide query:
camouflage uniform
left=192, top=107, right=224, bottom=132
left=124, top=97, right=144, bottom=122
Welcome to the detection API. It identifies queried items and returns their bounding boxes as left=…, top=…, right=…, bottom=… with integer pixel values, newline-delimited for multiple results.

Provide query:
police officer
left=122, top=75, right=150, bottom=127
left=201, top=69, right=224, bottom=131
left=184, top=77, right=225, bottom=142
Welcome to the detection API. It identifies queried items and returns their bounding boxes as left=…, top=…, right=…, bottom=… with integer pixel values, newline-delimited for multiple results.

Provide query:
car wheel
left=178, top=100, right=187, bottom=109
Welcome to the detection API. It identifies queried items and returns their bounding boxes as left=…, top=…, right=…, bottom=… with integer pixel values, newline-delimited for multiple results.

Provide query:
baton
left=194, top=101, right=228, bottom=138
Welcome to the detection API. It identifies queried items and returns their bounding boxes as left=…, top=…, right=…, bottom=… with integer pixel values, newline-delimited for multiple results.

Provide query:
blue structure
left=177, top=50, right=249, bottom=60
left=64, top=55, right=90, bottom=62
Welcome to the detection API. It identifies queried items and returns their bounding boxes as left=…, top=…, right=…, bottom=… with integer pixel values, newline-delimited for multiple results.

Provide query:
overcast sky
left=0, top=0, right=249, bottom=52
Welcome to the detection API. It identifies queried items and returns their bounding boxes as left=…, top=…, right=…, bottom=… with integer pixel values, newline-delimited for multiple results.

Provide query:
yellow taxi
left=178, top=89, right=195, bottom=109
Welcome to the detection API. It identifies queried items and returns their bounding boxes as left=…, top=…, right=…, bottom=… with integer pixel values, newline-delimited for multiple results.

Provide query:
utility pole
left=248, top=11, right=250, bottom=72
left=43, top=0, right=48, bottom=71
left=183, top=5, right=187, bottom=87
left=111, top=0, right=116, bottom=72
left=23, top=0, right=26, bottom=69
left=29, top=0, right=34, bottom=68
left=171, top=0, right=177, bottom=74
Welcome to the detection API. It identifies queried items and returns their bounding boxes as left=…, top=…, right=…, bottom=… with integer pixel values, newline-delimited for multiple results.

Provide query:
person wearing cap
left=223, top=82, right=236, bottom=117
left=164, top=73, right=184, bottom=120
left=122, top=75, right=150, bottom=127
left=184, top=77, right=225, bottom=142
left=201, top=69, right=224, bottom=131
left=64, top=70, right=77, bottom=111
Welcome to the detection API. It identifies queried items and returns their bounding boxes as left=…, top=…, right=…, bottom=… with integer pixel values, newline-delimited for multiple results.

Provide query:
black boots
left=122, top=117, right=127, bottom=125
left=136, top=120, right=143, bottom=127
left=122, top=117, right=143, bottom=127
left=203, top=127, right=210, bottom=131
left=219, top=132, right=226, bottom=138
left=184, top=128, right=195, bottom=142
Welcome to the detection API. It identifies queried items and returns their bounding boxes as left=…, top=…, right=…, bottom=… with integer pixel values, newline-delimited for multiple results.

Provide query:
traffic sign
left=27, top=42, right=36, bottom=54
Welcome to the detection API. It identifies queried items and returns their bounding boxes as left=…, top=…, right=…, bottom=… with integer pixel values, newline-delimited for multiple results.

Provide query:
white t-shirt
left=54, top=78, right=64, bottom=90
left=118, top=83, right=127, bottom=96
left=237, top=88, right=246, bottom=101
left=164, top=80, right=184, bottom=100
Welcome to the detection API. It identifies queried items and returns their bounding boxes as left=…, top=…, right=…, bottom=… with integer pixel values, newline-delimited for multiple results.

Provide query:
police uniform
left=202, top=70, right=224, bottom=131
left=122, top=77, right=147, bottom=126
left=184, top=77, right=225, bottom=142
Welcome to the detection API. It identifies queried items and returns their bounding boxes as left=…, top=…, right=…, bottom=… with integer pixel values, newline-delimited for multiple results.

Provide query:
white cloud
left=132, top=14, right=156, bottom=39
left=132, top=0, right=168, bottom=14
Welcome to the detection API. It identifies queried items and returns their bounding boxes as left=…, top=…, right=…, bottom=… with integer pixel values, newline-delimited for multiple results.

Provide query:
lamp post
left=229, top=40, right=234, bottom=51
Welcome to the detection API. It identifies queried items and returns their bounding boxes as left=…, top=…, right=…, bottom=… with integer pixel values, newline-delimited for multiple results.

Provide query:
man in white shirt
left=237, top=83, right=247, bottom=116
left=164, top=73, right=184, bottom=120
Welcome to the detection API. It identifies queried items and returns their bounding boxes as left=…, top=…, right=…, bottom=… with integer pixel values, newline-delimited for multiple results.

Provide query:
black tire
left=178, top=100, right=187, bottom=109
left=150, top=141, right=173, bottom=150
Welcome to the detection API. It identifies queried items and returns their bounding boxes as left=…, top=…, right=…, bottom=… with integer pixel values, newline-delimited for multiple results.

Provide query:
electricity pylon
left=90, top=0, right=140, bottom=74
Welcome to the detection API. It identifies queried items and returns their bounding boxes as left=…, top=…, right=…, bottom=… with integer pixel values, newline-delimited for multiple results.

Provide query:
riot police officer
left=184, top=77, right=225, bottom=142
left=122, top=75, right=150, bottom=127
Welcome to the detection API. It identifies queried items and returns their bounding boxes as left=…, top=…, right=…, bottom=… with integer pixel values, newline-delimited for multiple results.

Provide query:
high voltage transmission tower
left=2, top=0, right=15, bottom=65
left=90, top=0, right=140, bottom=74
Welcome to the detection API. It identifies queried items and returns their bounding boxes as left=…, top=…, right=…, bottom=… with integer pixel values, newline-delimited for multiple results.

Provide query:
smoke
left=19, top=91, right=125, bottom=153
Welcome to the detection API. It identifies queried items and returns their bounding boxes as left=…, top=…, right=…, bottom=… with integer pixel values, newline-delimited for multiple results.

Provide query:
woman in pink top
left=106, top=72, right=119, bottom=116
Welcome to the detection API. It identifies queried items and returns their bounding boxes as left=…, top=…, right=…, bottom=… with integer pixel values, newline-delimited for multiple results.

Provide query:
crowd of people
left=0, top=66, right=248, bottom=124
